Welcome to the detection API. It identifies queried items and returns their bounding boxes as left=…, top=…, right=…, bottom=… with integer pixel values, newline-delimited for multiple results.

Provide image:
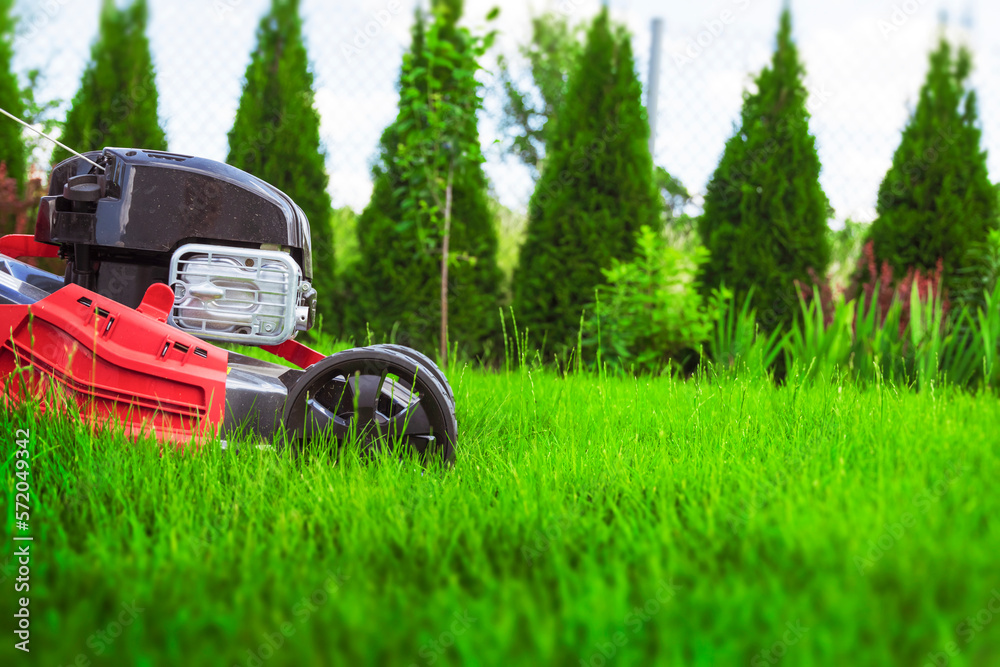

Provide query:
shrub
left=53, top=0, right=166, bottom=163
left=226, top=0, right=335, bottom=322
left=583, top=226, right=727, bottom=374
left=698, top=9, right=831, bottom=333
left=513, top=8, right=660, bottom=359
left=866, top=38, right=998, bottom=303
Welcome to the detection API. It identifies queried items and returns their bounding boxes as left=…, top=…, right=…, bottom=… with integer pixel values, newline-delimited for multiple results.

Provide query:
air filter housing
left=168, top=244, right=310, bottom=345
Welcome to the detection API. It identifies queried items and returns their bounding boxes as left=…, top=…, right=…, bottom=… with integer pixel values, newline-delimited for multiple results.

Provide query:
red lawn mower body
left=1, top=149, right=457, bottom=462
left=0, top=258, right=227, bottom=445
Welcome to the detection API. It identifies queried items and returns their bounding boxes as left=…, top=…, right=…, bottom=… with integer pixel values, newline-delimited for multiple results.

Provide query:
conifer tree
left=512, top=8, right=659, bottom=356
left=697, top=9, right=830, bottom=331
left=867, top=38, right=998, bottom=300
left=0, top=0, right=26, bottom=190
left=341, top=1, right=502, bottom=360
left=227, top=0, right=335, bottom=321
left=53, top=0, right=166, bottom=164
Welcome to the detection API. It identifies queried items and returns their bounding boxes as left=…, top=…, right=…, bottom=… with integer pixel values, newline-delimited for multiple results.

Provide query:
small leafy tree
left=698, top=9, right=831, bottom=332
left=20, top=69, right=62, bottom=168
left=53, top=0, right=166, bottom=163
left=656, top=166, right=691, bottom=224
left=393, top=4, right=501, bottom=366
left=0, top=0, right=25, bottom=190
left=341, top=1, right=503, bottom=362
left=655, top=165, right=698, bottom=251
left=512, top=8, right=660, bottom=358
left=227, top=0, right=335, bottom=322
left=497, top=12, right=583, bottom=169
left=584, top=226, right=728, bottom=374
left=866, top=38, right=998, bottom=305
left=828, top=219, right=867, bottom=289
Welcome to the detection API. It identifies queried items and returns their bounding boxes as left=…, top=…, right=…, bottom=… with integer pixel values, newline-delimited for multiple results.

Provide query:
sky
left=11, top=0, right=1000, bottom=225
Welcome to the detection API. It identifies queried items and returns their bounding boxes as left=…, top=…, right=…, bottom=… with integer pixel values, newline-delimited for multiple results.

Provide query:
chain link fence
left=11, top=0, right=1000, bottom=224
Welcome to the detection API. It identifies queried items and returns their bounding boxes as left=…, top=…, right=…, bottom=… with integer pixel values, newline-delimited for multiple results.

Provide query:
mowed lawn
left=2, top=364, right=1000, bottom=666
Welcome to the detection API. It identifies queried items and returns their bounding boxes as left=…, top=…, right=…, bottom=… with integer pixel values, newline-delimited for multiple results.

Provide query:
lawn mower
left=0, top=147, right=457, bottom=464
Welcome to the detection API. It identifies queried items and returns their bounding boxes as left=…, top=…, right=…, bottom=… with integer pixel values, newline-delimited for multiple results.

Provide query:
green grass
left=3, top=358, right=1000, bottom=666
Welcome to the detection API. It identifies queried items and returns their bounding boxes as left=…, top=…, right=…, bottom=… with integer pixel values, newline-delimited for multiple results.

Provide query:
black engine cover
left=37, top=148, right=314, bottom=309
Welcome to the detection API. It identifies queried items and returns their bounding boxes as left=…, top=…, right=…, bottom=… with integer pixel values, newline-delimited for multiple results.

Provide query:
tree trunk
left=440, top=163, right=454, bottom=369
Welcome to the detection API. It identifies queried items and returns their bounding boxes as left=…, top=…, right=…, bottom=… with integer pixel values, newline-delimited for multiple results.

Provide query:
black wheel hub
left=283, top=346, right=457, bottom=465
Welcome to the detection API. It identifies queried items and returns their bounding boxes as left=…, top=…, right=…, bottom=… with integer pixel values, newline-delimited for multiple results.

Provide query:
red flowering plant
left=785, top=240, right=953, bottom=386
left=0, top=161, right=44, bottom=236
left=854, top=240, right=948, bottom=336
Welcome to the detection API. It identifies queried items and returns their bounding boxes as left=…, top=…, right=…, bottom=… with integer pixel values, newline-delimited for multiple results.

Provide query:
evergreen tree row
left=2, top=0, right=998, bottom=364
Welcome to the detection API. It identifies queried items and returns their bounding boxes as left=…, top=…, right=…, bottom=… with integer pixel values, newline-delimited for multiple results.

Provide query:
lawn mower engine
left=0, top=148, right=456, bottom=463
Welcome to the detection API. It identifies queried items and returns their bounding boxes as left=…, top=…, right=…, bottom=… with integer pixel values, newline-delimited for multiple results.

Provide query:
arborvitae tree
left=867, top=38, right=998, bottom=301
left=227, top=0, right=335, bottom=321
left=698, top=9, right=830, bottom=332
left=341, top=1, right=502, bottom=360
left=512, top=9, right=659, bottom=357
left=0, top=0, right=26, bottom=190
left=53, top=0, right=166, bottom=164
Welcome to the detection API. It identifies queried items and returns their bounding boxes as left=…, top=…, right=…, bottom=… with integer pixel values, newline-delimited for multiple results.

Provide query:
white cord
left=0, top=106, right=104, bottom=171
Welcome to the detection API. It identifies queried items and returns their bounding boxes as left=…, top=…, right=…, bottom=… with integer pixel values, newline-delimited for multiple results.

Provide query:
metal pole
left=647, top=18, right=663, bottom=158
